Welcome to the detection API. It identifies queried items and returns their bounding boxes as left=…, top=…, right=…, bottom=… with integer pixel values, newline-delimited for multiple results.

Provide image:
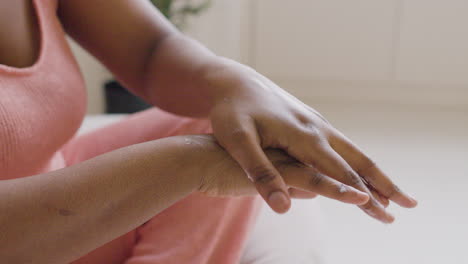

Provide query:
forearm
left=0, top=137, right=199, bottom=263
left=60, top=0, right=246, bottom=118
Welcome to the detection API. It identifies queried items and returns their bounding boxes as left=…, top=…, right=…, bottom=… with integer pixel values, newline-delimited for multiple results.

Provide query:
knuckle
left=307, top=129, right=324, bottom=145
left=295, top=113, right=310, bottom=124
left=304, top=122, right=320, bottom=134
left=357, top=156, right=377, bottom=175
left=385, top=184, right=401, bottom=198
left=309, top=171, right=324, bottom=186
left=297, top=125, right=324, bottom=145
left=345, top=170, right=362, bottom=185
left=248, top=165, right=277, bottom=184
left=229, top=128, right=251, bottom=142
left=336, top=183, right=349, bottom=196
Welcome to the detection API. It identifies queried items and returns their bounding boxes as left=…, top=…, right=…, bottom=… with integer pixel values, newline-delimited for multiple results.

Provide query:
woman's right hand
left=184, top=135, right=369, bottom=206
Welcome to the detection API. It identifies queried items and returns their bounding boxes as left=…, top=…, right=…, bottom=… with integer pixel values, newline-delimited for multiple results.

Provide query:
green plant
left=150, top=0, right=212, bottom=29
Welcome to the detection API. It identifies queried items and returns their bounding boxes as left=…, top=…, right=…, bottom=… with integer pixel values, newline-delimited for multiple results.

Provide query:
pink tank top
left=0, top=0, right=87, bottom=179
left=0, top=4, right=261, bottom=264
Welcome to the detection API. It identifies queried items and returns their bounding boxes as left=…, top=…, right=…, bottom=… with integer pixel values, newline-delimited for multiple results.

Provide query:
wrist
left=167, top=135, right=227, bottom=193
left=143, top=136, right=204, bottom=194
left=197, top=57, right=274, bottom=111
left=197, top=57, right=255, bottom=103
left=158, top=135, right=220, bottom=193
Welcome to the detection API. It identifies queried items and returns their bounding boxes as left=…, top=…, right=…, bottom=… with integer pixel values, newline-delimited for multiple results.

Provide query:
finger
left=286, top=134, right=394, bottom=223
left=314, top=146, right=394, bottom=223
left=330, top=131, right=418, bottom=208
left=283, top=165, right=369, bottom=205
left=361, top=176, right=389, bottom=207
left=212, top=119, right=291, bottom=214
left=369, top=186, right=390, bottom=208
left=288, top=188, right=318, bottom=199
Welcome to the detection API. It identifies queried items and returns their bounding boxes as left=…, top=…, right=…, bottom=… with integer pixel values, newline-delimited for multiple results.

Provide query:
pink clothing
left=0, top=0, right=86, bottom=180
left=66, top=110, right=261, bottom=264
left=0, top=0, right=260, bottom=263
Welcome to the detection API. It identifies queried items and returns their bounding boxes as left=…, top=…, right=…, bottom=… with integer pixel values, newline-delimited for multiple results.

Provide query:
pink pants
left=62, top=107, right=261, bottom=264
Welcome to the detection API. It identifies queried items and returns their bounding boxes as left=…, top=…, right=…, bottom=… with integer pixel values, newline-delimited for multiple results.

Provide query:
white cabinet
left=245, top=0, right=468, bottom=107
left=185, top=0, right=245, bottom=61
left=72, top=0, right=468, bottom=112
left=396, top=0, right=468, bottom=85
left=254, top=0, right=396, bottom=81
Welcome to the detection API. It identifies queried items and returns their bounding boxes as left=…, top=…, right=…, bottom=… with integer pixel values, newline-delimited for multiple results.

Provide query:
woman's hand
left=185, top=135, right=369, bottom=206
left=201, top=58, right=418, bottom=223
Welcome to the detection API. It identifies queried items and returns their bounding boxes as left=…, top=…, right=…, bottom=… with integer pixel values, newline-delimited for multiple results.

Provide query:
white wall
left=71, top=0, right=468, bottom=114
left=252, top=0, right=468, bottom=109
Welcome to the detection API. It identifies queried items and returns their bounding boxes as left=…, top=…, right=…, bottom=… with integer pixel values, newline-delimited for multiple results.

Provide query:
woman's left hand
left=204, top=58, right=417, bottom=223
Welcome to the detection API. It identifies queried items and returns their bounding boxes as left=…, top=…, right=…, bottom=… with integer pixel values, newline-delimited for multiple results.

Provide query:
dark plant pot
left=104, top=80, right=152, bottom=114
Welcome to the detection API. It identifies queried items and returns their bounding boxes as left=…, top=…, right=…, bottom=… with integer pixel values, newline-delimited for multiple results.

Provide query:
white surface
left=315, top=104, right=468, bottom=264
left=241, top=200, right=326, bottom=264
left=82, top=104, right=468, bottom=263
left=242, top=103, right=468, bottom=264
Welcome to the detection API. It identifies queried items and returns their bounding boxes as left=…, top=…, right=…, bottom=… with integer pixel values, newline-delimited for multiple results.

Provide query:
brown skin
left=57, top=0, right=417, bottom=217
left=0, top=0, right=418, bottom=262
left=0, top=0, right=39, bottom=67
left=0, top=135, right=369, bottom=263
left=192, top=135, right=369, bottom=204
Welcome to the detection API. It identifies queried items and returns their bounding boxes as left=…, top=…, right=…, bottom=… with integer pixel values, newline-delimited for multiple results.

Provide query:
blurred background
left=71, top=0, right=468, bottom=263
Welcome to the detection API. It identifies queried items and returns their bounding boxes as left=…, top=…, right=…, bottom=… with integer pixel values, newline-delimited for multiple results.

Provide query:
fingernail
left=386, top=214, right=395, bottom=224
left=408, top=195, right=418, bottom=206
left=357, top=193, right=370, bottom=204
left=269, top=191, right=290, bottom=214
left=400, top=192, right=418, bottom=208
